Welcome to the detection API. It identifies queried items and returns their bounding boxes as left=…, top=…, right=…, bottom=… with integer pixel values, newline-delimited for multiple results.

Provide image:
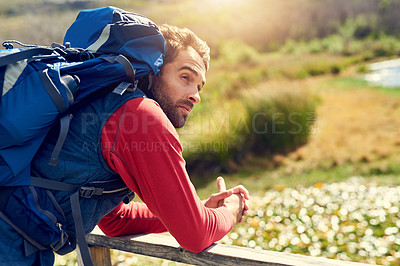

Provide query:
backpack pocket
left=0, top=186, right=74, bottom=255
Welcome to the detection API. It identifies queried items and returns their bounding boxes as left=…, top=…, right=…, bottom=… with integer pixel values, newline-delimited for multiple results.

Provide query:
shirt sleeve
left=99, top=97, right=235, bottom=253
left=98, top=201, right=167, bottom=235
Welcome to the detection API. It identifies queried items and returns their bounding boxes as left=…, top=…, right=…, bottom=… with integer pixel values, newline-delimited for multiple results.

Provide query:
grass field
left=191, top=65, right=400, bottom=265
left=194, top=64, right=400, bottom=195
left=2, top=0, right=400, bottom=265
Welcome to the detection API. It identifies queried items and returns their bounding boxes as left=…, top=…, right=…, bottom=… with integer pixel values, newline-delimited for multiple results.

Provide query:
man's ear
left=137, top=74, right=153, bottom=92
left=138, top=74, right=155, bottom=99
left=147, top=73, right=154, bottom=91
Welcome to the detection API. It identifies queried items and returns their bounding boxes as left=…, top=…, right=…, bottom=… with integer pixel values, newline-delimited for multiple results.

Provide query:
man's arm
left=98, top=201, right=167, bottom=236
left=99, top=176, right=248, bottom=236
left=100, top=98, right=243, bottom=252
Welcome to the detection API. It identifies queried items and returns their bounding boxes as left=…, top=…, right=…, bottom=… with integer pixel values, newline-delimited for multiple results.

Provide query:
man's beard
left=151, top=81, right=193, bottom=128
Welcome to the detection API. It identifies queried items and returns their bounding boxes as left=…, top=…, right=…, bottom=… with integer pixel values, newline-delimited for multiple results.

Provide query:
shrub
left=180, top=100, right=249, bottom=173
left=182, top=80, right=319, bottom=174
left=216, top=39, right=261, bottom=66
left=241, top=83, right=318, bottom=155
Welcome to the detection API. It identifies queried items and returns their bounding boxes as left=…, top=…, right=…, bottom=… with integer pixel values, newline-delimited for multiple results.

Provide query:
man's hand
left=224, top=193, right=244, bottom=223
left=203, top=176, right=250, bottom=223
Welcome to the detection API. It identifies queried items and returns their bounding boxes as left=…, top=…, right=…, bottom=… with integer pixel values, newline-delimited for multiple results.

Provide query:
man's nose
left=188, top=87, right=201, bottom=104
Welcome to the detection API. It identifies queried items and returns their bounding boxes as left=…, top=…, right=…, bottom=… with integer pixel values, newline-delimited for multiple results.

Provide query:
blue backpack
left=0, top=6, right=164, bottom=265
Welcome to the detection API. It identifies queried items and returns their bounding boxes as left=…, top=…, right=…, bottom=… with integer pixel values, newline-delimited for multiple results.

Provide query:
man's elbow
left=177, top=232, right=216, bottom=253
left=180, top=242, right=210, bottom=253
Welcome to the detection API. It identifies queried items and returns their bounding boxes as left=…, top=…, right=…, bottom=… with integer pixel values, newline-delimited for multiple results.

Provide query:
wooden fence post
left=90, top=246, right=112, bottom=266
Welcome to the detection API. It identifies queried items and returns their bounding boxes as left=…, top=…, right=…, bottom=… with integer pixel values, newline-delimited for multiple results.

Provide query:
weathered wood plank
left=87, top=231, right=370, bottom=266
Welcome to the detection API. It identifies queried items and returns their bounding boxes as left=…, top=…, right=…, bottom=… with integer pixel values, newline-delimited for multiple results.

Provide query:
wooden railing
left=86, top=229, right=370, bottom=266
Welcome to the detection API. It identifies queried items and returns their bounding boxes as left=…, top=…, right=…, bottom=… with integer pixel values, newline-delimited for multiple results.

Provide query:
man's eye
left=182, top=75, right=189, bottom=81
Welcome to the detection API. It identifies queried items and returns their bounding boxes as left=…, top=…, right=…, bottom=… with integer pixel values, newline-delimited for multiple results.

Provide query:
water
left=364, top=58, right=400, bottom=88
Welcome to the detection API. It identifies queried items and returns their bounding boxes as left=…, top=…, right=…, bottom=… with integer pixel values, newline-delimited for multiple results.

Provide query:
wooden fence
left=86, top=229, right=370, bottom=266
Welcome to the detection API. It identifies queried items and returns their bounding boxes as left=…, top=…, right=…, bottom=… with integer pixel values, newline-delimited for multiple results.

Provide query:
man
left=0, top=23, right=249, bottom=265
left=98, top=25, right=250, bottom=252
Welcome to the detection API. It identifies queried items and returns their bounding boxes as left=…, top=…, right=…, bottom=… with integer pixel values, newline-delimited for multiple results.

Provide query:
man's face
left=151, top=46, right=206, bottom=128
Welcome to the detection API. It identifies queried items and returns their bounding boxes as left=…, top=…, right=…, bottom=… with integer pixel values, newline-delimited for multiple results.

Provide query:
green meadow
left=2, top=0, right=400, bottom=264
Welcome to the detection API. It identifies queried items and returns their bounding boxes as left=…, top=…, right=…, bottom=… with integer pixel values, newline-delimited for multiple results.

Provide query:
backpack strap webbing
left=30, top=176, right=134, bottom=266
left=0, top=47, right=54, bottom=68
left=30, top=176, right=133, bottom=199
left=39, top=69, right=68, bottom=114
left=48, top=115, right=71, bottom=167
left=38, top=69, right=71, bottom=167
left=70, top=190, right=92, bottom=266
left=102, top=55, right=136, bottom=84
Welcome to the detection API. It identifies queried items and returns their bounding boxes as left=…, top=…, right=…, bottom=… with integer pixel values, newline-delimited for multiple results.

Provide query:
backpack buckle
left=112, top=81, right=136, bottom=95
left=79, top=186, right=103, bottom=198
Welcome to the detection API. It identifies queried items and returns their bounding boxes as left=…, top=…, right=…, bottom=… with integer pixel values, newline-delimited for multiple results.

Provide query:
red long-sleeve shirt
left=97, top=97, right=235, bottom=253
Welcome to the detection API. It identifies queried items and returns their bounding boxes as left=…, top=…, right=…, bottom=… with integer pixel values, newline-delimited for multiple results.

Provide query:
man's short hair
left=159, top=24, right=210, bottom=71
